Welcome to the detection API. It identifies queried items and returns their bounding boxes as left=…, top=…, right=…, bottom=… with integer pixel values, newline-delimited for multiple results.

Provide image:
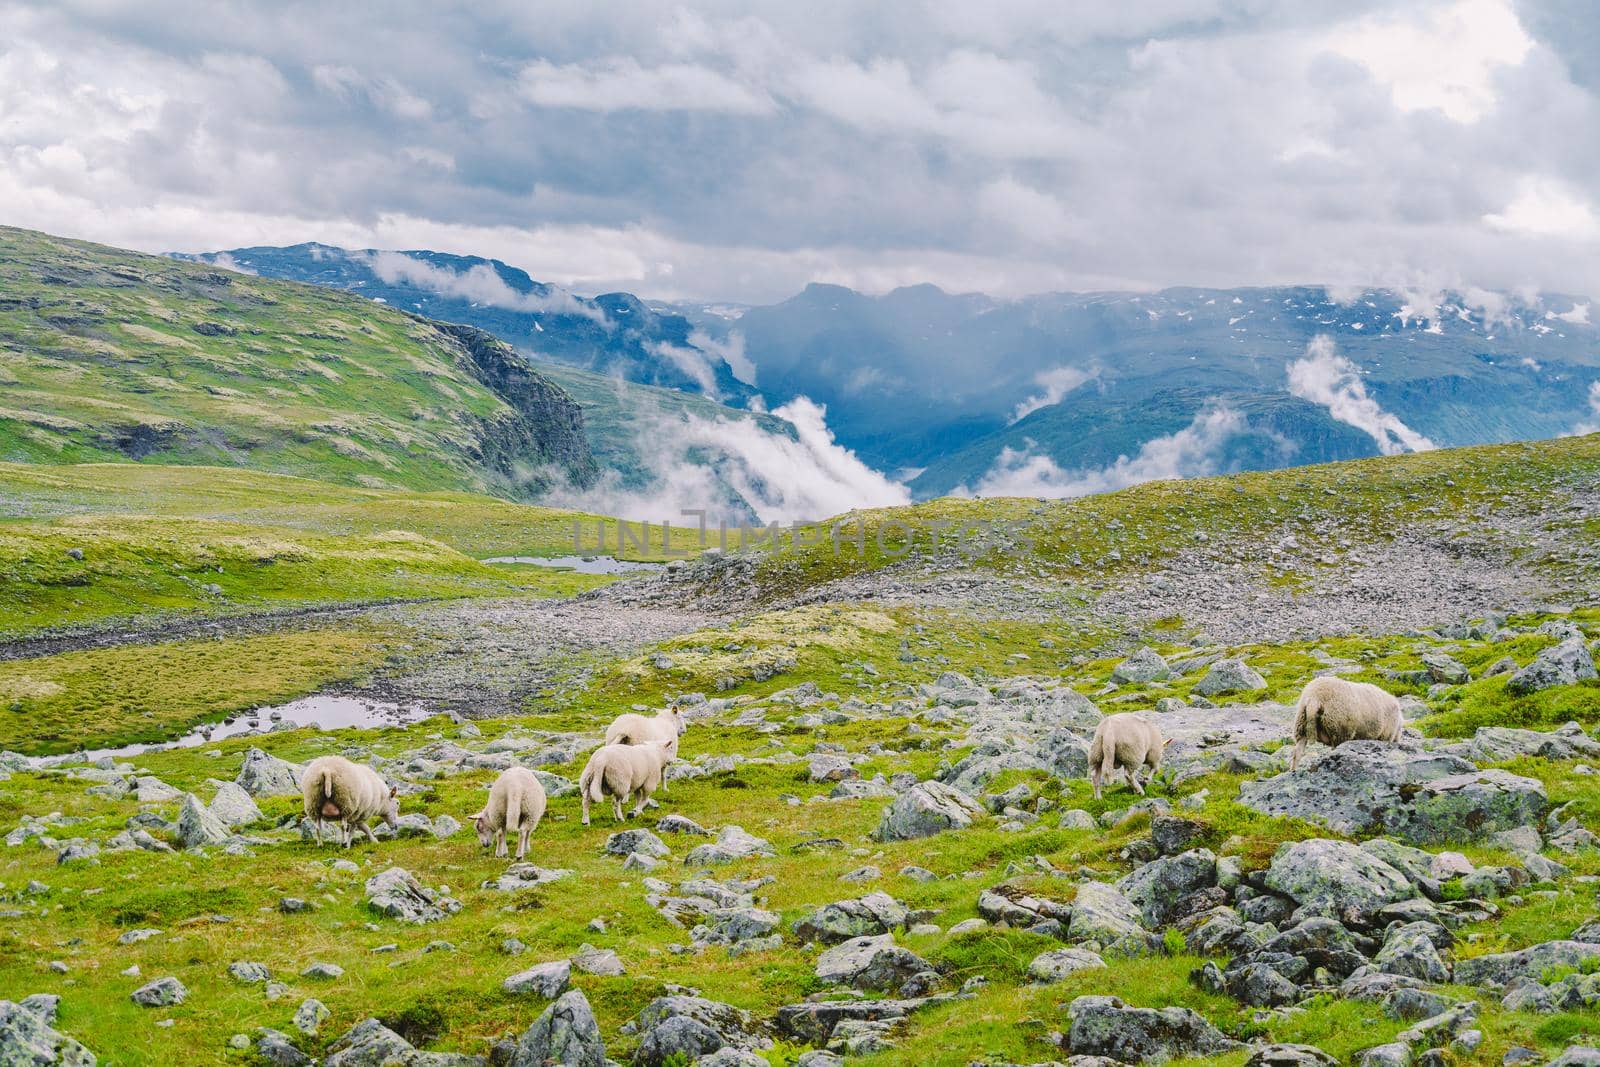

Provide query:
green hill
left=0, top=227, right=597, bottom=497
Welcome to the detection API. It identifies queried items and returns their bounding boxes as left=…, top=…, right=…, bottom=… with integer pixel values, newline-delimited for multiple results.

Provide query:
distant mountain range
left=184, top=243, right=1600, bottom=501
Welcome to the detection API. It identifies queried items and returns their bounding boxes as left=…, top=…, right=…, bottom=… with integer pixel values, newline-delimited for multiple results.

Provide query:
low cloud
left=1010, top=365, right=1097, bottom=423
left=1286, top=335, right=1435, bottom=455
left=1546, top=301, right=1591, bottom=325
left=649, top=341, right=723, bottom=401
left=364, top=252, right=608, bottom=324
left=690, top=328, right=756, bottom=385
left=543, top=394, right=909, bottom=524
left=969, top=406, right=1249, bottom=499
left=1570, top=380, right=1600, bottom=436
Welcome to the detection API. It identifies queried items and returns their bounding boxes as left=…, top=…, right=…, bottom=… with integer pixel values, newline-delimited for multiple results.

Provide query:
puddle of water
left=64, top=695, right=432, bottom=764
left=481, top=554, right=666, bottom=575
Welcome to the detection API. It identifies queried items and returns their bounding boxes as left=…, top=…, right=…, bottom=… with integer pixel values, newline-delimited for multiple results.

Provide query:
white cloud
left=1570, top=381, right=1600, bottom=436
left=1010, top=365, right=1097, bottom=423
left=1326, top=0, right=1532, bottom=122
left=1484, top=178, right=1600, bottom=239
left=649, top=341, right=722, bottom=400
left=543, top=395, right=909, bottom=523
left=364, top=252, right=608, bottom=323
left=1286, top=335, right=1436, bottom=455
left=517, top=58, right=774, bottom=114
left=970, top=406, right=1249, bottom=498
left=1546, top=301, right=1591, bottom=325
left=689, top=328, right=756, bottom=385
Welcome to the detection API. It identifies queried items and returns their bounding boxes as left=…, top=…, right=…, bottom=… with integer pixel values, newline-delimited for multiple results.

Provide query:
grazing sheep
left=578, top=737, right=677, bottom=825
left=471, top=767, right=547, bottom=861
left=1291, top=675, right=1403, bottom=771
left=1088, top=714, right=1172, bottom=800
left=604, top=706, right=686, bottom=793
left=300, top=755, right=398, bottom=848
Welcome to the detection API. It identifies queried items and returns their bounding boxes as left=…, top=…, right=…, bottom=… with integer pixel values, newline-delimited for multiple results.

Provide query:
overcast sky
left=3, top=0, right=1598, bottom=302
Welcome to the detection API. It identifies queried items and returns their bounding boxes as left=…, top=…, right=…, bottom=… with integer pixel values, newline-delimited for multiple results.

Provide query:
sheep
left=577, top=737, right=677, bottom=825
left=470, top=767, right=547, bottom=861
left=1088, top=713, right=1172, bottom=800
left=300, top=755, right=398, bottom=847
left=1291, top=675, right=1403, bottom=771
left=603, top=706, right=686, bottom=794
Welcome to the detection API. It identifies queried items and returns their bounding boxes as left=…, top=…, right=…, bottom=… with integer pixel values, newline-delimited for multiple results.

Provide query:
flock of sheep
left=300, top=676, right=1401, bottom=856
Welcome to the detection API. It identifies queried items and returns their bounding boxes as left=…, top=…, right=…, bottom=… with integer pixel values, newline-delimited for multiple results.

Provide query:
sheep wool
left=577, top=738, right=677, bottom=825
left=472, top=767, right=547, bottom=861
left=300, top=755, right=399, bottom=848
left=1291, top=675, right=1403, bottom=770
left=1087, top=713, right=1171, bottom=800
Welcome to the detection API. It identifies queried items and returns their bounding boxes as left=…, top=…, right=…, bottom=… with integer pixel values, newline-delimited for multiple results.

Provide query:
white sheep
left=470, top=767, right=547, bottom=861
left=1088, top=713, right=1172, bottom=800
left=578, top=737, right=677, bottom=825
left=603, top=706, right=686, bottom=793
left=300, top=755, right=398, bottom=847
left=1291, top=675, right=1403, bottom=771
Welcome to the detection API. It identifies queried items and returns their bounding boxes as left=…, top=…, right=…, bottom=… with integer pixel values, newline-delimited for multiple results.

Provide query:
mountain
left=0, top=226, right=597, bottom=498
left=710, top=282, right=1600, bottom=478
left=175, top=243, right=757, bottom=404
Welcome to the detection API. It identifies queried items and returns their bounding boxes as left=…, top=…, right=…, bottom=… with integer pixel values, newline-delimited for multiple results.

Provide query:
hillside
left=0, top=227, right=597, bottom=498
left=0, top=433, right=1596, bottom=1065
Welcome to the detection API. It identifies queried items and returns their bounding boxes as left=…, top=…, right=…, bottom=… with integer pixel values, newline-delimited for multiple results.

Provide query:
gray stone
left=1245, top=1044, right=1340, bottom=1067
left=1113, top=648, right=1171, bottom=685
left=174, top=793, right=229, bottom=848
left=503, top=960, right=571, bottom=998
left=130, top=977, right=187, bottom=1007
left=1263, top=839, right=1414, bottom=921
left=206, top=781, right=263, bottom=827
left=1506, top=638, right=1597, bottom=694
left=1193, top=659, right=1267, bottom=697
left=1468, top=723, right=1600, bottom=763
left=292, top=999, right=329, bottom=1037
left=605, top=829, right=669, bottom=858
left=1453, top=941, right=1600, bottom=989
left=684, top=826, right=775, bottom=866
left=0, top=998, right=96, bottom=1065
left=792, top=893, right=909, bottom=944
left=636, top=1016, right=724, bottom=1066
left=1376, top=923, right=1452, bottom=983
left=228, top=961, right=270, bottom=983
left=510, top=990, right=606, bottom=1067
left=236, top=748, right=304, bottom=797
left=1028, top=947, right=1107, bottom=983
left=300, top=962, right=343, bottom=980
left=256, top=1028, right=312, bottom=1066
left=815, top=934, right=931, bottom=992
left=1065, top=995, right=1240, bottom=1061
left=1115, top=849, right=1217, bottom=927
left=1069, top=881, right=1156, bottom=956
left=571, top=944, right=625, bottom=976
left=364, top=867, right=462, bottom=924
left=872, top=781, right=986, bottom=841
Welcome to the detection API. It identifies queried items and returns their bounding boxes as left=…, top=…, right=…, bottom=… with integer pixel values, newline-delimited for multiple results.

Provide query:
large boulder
left=1067, top=882, right=1157, bottom=956
left=1193, top=659, right=1267, bottom=698
left=815, top=934, right=931, bottom=993
left=235, top=748, right=305, bottom=797
left=1238, top=742, right=1548, bottom=845
left=0, top=998, right=96, bottom=1065
left=510, top=990, right=606, bottom=1067
left=633, top=995, right=769, bottom=1054
left=1113, top=648, right=1171, bottom=685
left=1506, top=637, right=1597, bottom=694
left=364, top=867, right=462, bottom=924
left=792, top=893, right=908, bottom=944
left=1028, top=947, right=1107, bottom=983
left=1467, top=722, right=1600, bottom=763
left=1453, top=940, right=1600, bottom=989
left=684, top=826, right=774, bottom=866
left=206, top=781, right=263, bottom=827
left=174, top=794, right=229, bottom=848
left=1115, top=849, right=1217, bottom=928
left=1065, top=995, right=1240, bottom=1062
left=873, top=781, right=986, bottom=841
left=1262, top=839, right=1415, bottom=922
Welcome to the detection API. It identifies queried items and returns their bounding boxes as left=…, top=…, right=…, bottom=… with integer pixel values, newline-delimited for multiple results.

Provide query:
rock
left=1239, top=742, right=1548, bottom=845
left=1357, top=1042, right=1412, bottom=1067
left=292, top=999, right=329, bottom=1036
left=300, top=962, right=343, bottom=980
left=323, top=1018, right=477, bottom=1067
left=1193, top=659, right=1267, bottom=697
left=1245, top=1045, right=1340, bottom=1067
left=657, top=814, right=711, bottom=836
left=364, top=867, right=462, bottom=924
left=1064, top=995, right=1240, bottom=1061
left=510, top=990, right=606, bottom=1067
left=1468, top=723, right=1600, bottom=763
left=792, top=893, right=909, bottom=944
left=605, top=829, right=669, bottom=858
left=206, top=781, right=263, bottom=826
left=1150, top=816, right=1209, bottom=856
left=808, top=753, right=860, bottom=783
left=483, top=864, right=572, bottom=892
left=1060, top=809, right=1097, bottom=830
left=256, top=1028, right=312, bottom=1066
left=1264, top=839, right=1415, bottom=921
left=1069, top=881, right=1156, bottom=955
left=635, top=1017, right=724, bottom=1066
left=1115, top=849, right=1217, bottom=927
left=1506, top=638, right=1597, bottom=694
left=633, top=994, right=768, bottom=1054
left=1028, top=947, right=1107, bottom=983
left=174, top=793, right=229, bottom=848
left=1548, top=1049, right=1600, bottom=1067
left=1453, top=941, right=1600, bottom=989
left=815, top=934, right=931, bottom=992
left=132, top=776, right=183, bottom=804
left=130, top=977, right=187, bottom=1007
left=872, top=781, right=987, bottom=841
left=228, top=961, right=270, bottom=983
left=0, top=997, right=97, bottom=1065
left=1420, top=653, right=1470, bottom=685
left=236, top=748, right=304, bottom=797
left=1113, top=648, right=1171, bottom=684
left=1376, top=923, right=1452, bottom=983
left=571, top=944, right=625, bottom=976
left=693, top=906, right=779, bottom=945
left=685, top=826, right=775, bottom=866
left=503, top=960, right=571, bottom=998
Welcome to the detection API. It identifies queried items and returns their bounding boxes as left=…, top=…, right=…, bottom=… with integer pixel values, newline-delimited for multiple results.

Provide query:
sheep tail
left=504, top=782, right=522, bottom=833
left=580, top=763, right=603, bottom=804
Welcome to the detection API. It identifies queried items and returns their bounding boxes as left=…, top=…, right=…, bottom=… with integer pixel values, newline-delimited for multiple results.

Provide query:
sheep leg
left=494, top=829, right=507, bottom=858
left=581, top=793, right=591, bottom=826
left=1128, top=767, right=1146, bottom=795
left=515, top=828, right=530, bottom=861
left=612, top=794, right=624, bottom=821
left=1291, top=739, right=1306, bottom=772
left=341, top=822, right=353, bottom=849
left=313, top=818, right=324, bottom=846
left=630, top=789, right=650, bottom=818
left=360, top=820, right=378, bottom=845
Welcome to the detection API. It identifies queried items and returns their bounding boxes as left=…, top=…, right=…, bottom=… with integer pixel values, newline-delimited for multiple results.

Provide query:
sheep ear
left=1163, top=737, right=1175, bottom=746
left=389, top=786, right=398, bottom=797
left=468, top=809, right=485, bottom=821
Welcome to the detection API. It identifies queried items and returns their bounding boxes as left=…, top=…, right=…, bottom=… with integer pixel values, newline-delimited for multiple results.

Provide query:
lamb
left=603, top=706, right=686, bottom=793
left=1291, top=675, right=1403, bottom=771
left=300, top=755, right=398, bottom=847
left=1088, top=713, right=1172, bottom=800
left=577, top=737, right=677, bottom=825
left=470, top=767, right=547, bottom=861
